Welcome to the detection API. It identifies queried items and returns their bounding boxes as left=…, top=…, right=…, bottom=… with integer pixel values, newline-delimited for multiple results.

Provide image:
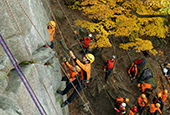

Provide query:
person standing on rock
left=158, top=89, right=168, bottom=112
left=115, top=102, right=127, bottom=115
left=128, top=62, right=137, bottom=83
left=46, top=21, right=56, bottom=49
left=104, top=55, right=116, bottom=83
left=128, top=106, right=137, bottom=115
left=146, top=103, right=162, bottom=115
left=56, top=50, right=95, bottom=107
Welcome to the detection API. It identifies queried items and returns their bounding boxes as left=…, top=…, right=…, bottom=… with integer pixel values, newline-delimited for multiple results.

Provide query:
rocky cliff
left=0, top=0, right=68, bottom=114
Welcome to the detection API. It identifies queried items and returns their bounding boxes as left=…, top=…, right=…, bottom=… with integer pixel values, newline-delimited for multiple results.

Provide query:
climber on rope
left=115, top=97, right=129, bottom=108
left=137, top=82, right=153, bottom=98
left=128, top=62, right=137, bottom=83
left=114, top=102, right=127, bottom=115
left=104, top=55, right=116, bottom=83
left=80, top=34, right=96, bottom=54
left=56, top=50, right=95, bottom=107
left=128, top=106, right=137, bottom=115
left=137, top=94, right=148, bottom=115
left=45, top=21, right=56, bottom=49
left=146, top=103, right=162, bottom=115
left=61, top=56, right=81, bottom=86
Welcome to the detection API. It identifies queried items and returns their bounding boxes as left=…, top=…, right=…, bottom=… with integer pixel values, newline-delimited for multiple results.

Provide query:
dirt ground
left=50, top=0, right=170, bottom=115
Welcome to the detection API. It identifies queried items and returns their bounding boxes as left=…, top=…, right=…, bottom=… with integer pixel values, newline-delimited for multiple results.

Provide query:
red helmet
left=133, top=107, right=137, bottom=112
left=131, top=67, right=135, bottom=72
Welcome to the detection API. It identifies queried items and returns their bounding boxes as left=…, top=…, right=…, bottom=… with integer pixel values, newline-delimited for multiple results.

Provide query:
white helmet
left=163, top=68, right=168, bottom=75
left=88, top=34, right=92, bottom=38
left=121, top=103, right=126, bottom=107
left=112, top=55, right=116, bottom=59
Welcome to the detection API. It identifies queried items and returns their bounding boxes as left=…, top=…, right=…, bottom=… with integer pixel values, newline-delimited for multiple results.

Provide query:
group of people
left=46, top=20, right=169, bottom=114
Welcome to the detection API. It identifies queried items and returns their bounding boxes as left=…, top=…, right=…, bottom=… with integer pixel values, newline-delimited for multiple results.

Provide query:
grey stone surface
left=0, top=71, right=8, bottom=93
left=5, top=63, right=63, bottom=115
left=0, top=0, right=50, bottom=73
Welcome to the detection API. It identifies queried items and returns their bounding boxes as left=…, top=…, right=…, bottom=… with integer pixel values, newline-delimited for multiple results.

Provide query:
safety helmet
left=163, top=68, right=168, bottom=74
left=164, top=89, right=168, bottom=94
left=167, top=63, right=170, bottom=66
left=156, top=103, right=160, bottom=108
left=141, top=94, right=146, bottom=98
left=74, top=30, right=77, bottom=35
left=133, top=106, right=137, bottom=112
left=88, top=34, right=92, bottom=38
left=125, top=98, right=129, bottom=103
left=75, top=65, right=81, bottom=72
left=121, top=103, right=126, bottom=107
left=112, top=55, right=116, bottom=59
left=137, top=83, right=141, bottom=88
left=158, top=93, right=162, bottom=97
left=85, top=53, right=95, bottom=63
left=49, top=21, right=56, bottom=28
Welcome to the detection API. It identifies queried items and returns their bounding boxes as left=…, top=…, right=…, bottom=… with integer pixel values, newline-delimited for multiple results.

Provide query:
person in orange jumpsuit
left=128, top=106, right=137, bottom=115
left=128, top=63, right=137, bottom=83
left=159, top=89, right=168, bottom=112
left=147, top=103, right=162, bottom=115
left=137, top=82, right=153, bottom=98
left=46, top=21, right=56, bottom=49
left=57, top=51, right=95, bottom=107
left=137, top=94, right=148, bottom=115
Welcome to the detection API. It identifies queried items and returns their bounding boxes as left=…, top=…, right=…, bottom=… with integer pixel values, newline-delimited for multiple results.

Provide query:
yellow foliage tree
left=74, top=0, right=169, bottom=54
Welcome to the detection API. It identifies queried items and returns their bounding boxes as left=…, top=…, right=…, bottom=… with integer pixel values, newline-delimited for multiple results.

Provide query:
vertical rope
left=0, top=33, right=44, bottom=115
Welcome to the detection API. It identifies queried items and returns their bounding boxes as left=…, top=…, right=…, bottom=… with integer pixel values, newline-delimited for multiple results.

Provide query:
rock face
left=0, top=0, right=69, bottom=115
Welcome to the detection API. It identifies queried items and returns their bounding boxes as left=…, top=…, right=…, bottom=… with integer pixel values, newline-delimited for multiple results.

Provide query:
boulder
left=137, top=59, right=157, bottom=88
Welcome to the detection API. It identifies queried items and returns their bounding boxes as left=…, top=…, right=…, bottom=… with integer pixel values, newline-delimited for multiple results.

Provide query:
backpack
left=134, top=59, right=146, bottom=66
left=139, top=68, right=153, bottom=81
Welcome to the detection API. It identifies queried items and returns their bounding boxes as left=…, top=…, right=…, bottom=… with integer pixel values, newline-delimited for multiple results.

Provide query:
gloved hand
left=104, top=68, right=106, bottom=72
left=62, top=57, right=66, bottom=62
left=114, top=108, right=117, bottom=110
left=69, top=51, right=76, bottom=59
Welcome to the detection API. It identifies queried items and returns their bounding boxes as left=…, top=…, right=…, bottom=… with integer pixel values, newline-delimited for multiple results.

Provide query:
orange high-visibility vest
left=66, top=61, right=78, bottom=82
left=138, top=96, right=147, bottom=107
left=128, top=110, right=135, bottom=115
left=48, top=27, right=55, bottom=41
left=160, top=91, right=168, bottom=103
left=141, top=83, right=152, bottom=92
left=147, top=104, right=162, bottom=114
left=128, top=63, right=137, bottom=76
left=76, top=59, right=91, bottom=83
left=116, top=97, right=124, bottom=103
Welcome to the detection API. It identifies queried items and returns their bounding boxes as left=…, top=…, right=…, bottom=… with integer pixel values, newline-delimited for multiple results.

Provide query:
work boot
left=61, top=101, right=69, bottom=107
left=56, top=90, right=64, bottom=95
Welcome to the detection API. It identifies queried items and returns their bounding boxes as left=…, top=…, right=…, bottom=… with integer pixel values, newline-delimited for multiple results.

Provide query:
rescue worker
left=57, top=50, right=95, bottom=107
left=115, top=97, right=129, bottom=108
left=153, top=93, right=162, bottom=104
left=47, top=21, right=56, bottom=49
left=80, top=34, right=93, bottom=54
left=147, top=103, right=162, bottom=115
left=104, top=55, right=116, bottom=83
left=137, top=82, right=153, bottom=98
left=159, top=89, right=168, bottom=112
left=128, top=106, right=137, bottom=115
left=128, top=63, right=137, bottom=83
left=61, top=57, right=81, bottom=85
left=115, top=102, right=127, bottom=115
left=137, top=94, right=148, bottom=115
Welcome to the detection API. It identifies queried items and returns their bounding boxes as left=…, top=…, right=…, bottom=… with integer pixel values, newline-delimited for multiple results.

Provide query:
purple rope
left=0, top=34, right=47, bottom=115
left=0, top=33, right=44, bottom=115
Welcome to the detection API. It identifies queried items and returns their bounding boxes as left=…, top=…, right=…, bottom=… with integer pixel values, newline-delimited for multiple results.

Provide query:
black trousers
left=83, top=46, right=89, bottom=54
left=147, top=111, right=154, bottom=115
left=105, top=69, right=112, bottom=81
left=137, top=105, right=145, bottom=115
left=63, top=79, right=85, bottom=103
left=130, top=71, right=135, bottom=78
left=49, top=41, right=53, bottom=49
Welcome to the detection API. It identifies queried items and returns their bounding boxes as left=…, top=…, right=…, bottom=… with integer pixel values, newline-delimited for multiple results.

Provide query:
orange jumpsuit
left=147, top=104, right=162, bottom=114
left=141, top=83, right=153, bottom=92
left=48, top=27, right=55, bottom=41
